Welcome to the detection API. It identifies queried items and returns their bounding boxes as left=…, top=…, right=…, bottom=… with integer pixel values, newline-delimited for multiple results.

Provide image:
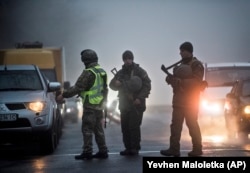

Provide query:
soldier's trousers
left=81, top=108, right=108, bottom=154
left=120, top=108, right=143, bottom=151
left=169, top=106, right=202, bottom=152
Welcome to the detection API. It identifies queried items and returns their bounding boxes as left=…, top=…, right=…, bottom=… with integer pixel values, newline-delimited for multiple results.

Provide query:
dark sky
left=0, top=0, right=249, bottom=105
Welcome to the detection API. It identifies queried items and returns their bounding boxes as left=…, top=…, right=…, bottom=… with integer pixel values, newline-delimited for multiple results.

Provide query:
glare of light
left=243, top=105, right=250, bottom=114
left=243, top=143, right=250, bottom=150
left=66, top=107, right=75, bottom=113
left=224, top=101, right=230, bottom=110
left=201, top=99, right=208, bottom=107
left=26, top=101, right=45, bottom=112
left=212, top=103, right=221, bottom=113
left=200, top=99, right=223, bottom=115
left=204, top=135, right=225, bottom=143
left=34, top=160, right=45, bottom=170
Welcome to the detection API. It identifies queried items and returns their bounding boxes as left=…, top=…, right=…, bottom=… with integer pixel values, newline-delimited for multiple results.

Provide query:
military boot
left=129, top=149, right=139, bottom=156
left=75, top=152, right=93, bottom=160
left=188, top=149, right=203, bottom=157
left=160, top=149, right=180, bottom=157
left=92, top=151, right=108, bottom=159
left=120, top=149, right=131, bottom=156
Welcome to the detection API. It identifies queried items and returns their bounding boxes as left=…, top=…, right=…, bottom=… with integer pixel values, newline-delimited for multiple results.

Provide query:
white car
left=0, top=65, right=63, bottom=154
left=199, top=62, right=250, bottom=129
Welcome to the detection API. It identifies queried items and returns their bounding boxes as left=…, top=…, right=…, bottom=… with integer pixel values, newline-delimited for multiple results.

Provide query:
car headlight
left=243, top=105, right=250, bottom=115
left=200, top=99, right=223, bottom=114
left=25, top=101, right=46, bottom=112
left=66, top=107, right=74, bottom=113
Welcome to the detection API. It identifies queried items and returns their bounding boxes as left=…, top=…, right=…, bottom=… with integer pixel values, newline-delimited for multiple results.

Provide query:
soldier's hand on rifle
left=165, top=75, right=173, bottom=84
left=166, top=76, right=181, bottom=87
left=170, top=77, right=181, bottom=87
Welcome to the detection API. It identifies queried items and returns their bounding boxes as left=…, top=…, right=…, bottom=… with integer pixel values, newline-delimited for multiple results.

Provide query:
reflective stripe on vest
left=80, top=65, right=106, bottom=104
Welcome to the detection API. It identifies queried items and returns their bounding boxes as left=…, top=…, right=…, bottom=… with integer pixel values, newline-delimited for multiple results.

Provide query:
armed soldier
left=160, top=42, right=204, bottom=157
left=109, top=50, right=151, bottom=156
left=57, top=49, right=109, bottom=160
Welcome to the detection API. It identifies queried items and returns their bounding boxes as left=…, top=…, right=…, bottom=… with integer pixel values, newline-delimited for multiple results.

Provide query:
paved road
left=0, top=105, right=250, bottom=173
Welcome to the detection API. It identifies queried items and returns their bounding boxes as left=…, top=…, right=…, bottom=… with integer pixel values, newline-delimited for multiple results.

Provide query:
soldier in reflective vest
left=57, top=49, right=109, bottom=160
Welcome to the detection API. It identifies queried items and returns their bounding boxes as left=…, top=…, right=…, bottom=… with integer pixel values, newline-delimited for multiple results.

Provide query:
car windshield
left=0, top=70, right=43, bottom=90
left=41, top=69, right=57, bottom=82
left=242, top=80, right=250, bottom=97
left=206, top=67, right=250, bottom=87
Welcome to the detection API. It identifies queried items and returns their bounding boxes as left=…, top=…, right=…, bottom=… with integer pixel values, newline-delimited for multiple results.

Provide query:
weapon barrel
left=104, top=106, right=107, bottom=128
left=110, top=67, right=139, bottom=115
left=161, top=65, right=172, bottom=75
left=163, top=59, right=183, bottom=70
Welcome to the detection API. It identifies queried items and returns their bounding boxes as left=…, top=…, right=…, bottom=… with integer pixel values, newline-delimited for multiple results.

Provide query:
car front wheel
left=40, top=123, right=58, bottom=154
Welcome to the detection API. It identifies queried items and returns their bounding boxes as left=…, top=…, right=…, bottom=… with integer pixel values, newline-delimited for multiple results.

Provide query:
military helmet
left=126, top=76, right=142, bottom=92
left=174, top=64, right=193, bottom=79
left=81, top=49, right=98, bottom=64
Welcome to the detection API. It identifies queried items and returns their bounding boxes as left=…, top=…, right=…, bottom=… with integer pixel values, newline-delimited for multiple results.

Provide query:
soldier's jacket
left=62, top=62, right=108, bottom=110
left=172, top=57, right=204, bottom=108
left=109, top=62, right=151, bottom=112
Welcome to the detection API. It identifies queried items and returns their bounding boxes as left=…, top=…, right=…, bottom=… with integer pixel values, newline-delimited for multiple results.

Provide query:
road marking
left=51, top=148, right=249, bottom=157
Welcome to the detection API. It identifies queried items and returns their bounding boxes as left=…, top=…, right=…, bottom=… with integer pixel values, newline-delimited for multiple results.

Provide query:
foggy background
left=0, top=0, right=249, bottom=105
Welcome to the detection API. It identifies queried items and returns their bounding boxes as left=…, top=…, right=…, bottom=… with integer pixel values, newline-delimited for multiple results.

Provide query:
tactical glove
left=165, top=75, right=181, bottom=86
left=165, top=75, right=173, bottom=84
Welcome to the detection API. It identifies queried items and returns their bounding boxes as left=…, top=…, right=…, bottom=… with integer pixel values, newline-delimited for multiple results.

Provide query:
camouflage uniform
left=109, top=62, right=151, bottom=152
left=168, top=57, right=204, bottom=154
left=62, top=62, right=108, bottom=155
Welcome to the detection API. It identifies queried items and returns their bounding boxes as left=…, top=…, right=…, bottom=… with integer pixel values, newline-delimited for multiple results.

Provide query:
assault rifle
left=111, top=67, right=133, bottom=100
left=161, top=59, right=208, bottom=91
left=161, top=59, right=183, bottom=77
left=103, top=95, right=108, bottom=128
left=104, top=103, right=108, bottom=128
left=111, top=67, right=118, bottom=76
left=111, top=67, right=138, bottom=115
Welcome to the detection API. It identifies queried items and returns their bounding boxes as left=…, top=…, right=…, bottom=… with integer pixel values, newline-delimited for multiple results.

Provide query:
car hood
left=0, top=91, right=46, bottom=103
left=202, top=86, right=232, bottom=100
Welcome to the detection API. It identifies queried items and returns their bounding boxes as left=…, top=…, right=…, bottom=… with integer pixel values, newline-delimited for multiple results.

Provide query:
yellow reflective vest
left=80, top=65, right=106, bottom=105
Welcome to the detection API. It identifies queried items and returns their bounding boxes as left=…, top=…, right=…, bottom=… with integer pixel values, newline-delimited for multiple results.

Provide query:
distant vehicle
left=224, top=78, right=250, bottom=141
left=106, top=99, right=120, bottom=124
left=62, top=81, right=81, bottom=124
left=0, top=64, right=63, bottom=154
left=64, top=97, right=81, bottom=123
left=199, top=62, right=250, bottom=129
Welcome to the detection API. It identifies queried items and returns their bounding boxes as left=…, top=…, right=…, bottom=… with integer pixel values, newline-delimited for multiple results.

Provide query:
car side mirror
left=48, top=82, right=61, bottom=92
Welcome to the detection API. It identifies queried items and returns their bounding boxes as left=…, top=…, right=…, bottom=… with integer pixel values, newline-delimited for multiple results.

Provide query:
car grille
left=6, top=103, right=26, bottom=110
left=0, top=118, right=31, bottom=129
